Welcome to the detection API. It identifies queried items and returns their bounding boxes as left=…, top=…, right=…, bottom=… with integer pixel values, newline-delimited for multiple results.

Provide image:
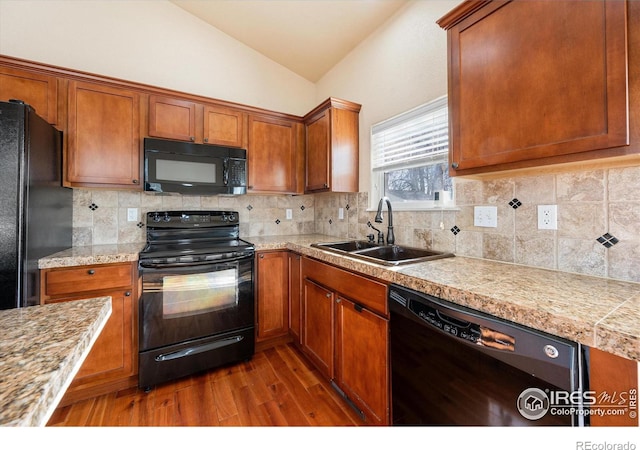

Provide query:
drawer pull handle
left=87, top=269, right=95, bottom=275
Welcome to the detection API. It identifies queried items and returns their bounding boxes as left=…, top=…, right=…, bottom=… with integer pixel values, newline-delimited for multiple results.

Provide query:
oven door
left=139, top=256, right=254, bottom=352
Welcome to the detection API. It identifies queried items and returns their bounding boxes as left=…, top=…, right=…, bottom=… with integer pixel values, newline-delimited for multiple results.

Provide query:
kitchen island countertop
left=0, top=297, right=111, bottom=426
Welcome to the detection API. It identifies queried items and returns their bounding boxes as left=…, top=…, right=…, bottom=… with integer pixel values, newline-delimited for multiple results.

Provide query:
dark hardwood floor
left=47, top=343, right=365, bottom=427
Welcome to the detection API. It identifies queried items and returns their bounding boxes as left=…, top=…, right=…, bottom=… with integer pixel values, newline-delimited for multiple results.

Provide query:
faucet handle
left=366, top=233, right=375, bottom=243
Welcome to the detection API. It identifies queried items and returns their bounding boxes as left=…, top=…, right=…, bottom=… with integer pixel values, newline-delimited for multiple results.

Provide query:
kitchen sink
left=311, top=240, right=454, bottom=266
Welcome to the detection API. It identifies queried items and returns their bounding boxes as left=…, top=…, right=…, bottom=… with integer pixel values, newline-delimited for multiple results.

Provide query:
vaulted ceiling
left=170, top=0, right=410, bottom=82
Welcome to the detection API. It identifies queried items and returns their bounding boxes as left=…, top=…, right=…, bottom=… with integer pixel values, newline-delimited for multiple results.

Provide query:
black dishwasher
left=389, top=284, right=588, bottom=426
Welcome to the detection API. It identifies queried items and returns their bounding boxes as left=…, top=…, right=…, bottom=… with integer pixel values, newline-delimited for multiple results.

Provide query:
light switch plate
left=286, top=209, right=293, bottom=220
left=127, top=208, right=138, bottom=222
left=474, top=206, right=498, bottom=228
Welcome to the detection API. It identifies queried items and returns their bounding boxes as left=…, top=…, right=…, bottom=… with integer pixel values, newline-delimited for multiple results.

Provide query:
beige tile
left=558, top=202, right=605, bottom=239
left=608, top=166, right=640, bottom=202
left=557, top=170, right=605, bottom=202
left=483, top=233, right=514, bottom=262
left=558, top=238, right=606, bottom=277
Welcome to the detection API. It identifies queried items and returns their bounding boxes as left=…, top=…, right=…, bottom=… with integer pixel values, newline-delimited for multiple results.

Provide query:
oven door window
left=140, top=259, right=254, bottom=352
left=161, top=269, right=237, bottom=318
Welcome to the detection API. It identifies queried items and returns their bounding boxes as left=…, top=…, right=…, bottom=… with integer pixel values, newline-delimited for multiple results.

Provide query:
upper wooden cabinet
left=148, top=94, right=247, bottom=148
left=66, top=80, right=142, bottom=188
left=304, top=98, right=360, bottom=193
left=438, top=0, right=630, bottom=175
left=0, top=66, right=59, bottom=125
left=248, top=113, right=304, bottom=194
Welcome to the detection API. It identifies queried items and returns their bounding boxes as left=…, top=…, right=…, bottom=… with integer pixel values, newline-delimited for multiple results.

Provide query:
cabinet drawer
left=302, top=257, right=388, bottom=316
left=42, top=263, right=134, bottom=298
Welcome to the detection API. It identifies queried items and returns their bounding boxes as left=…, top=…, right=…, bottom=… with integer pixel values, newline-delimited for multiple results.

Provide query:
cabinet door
left=248, top=114, right=303, bottom=193
left=445, top=0, right=628, bottom=173
left=0, top=67, right=59, bottom=125
left=204, top=105, right=246, bottom=148
left=589, top=347, right=638, bottom=426
left=302, top=279, right=334, bottom=379
left=67, top=81, right=141, bottom=187
left=305, top=109, right=330, bottom=192
left=256, top=251, right=289, bottom=341
left=335, top=296, right=389, bottom=425
left=288, top=252, right=302, bottom=344
left=148, top=95, right=196, bottom=142
left=74, top=288, right=135, bottom=382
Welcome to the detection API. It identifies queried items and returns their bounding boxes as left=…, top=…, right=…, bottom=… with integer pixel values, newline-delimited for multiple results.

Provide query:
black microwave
left=144, top=138, right=247, bottom=195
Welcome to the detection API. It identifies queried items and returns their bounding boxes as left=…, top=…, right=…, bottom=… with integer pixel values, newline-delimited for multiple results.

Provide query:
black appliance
left=138, top=210, right=255, bottom=389
left=144, top=138, right=247, bottom=195
left=0, top=100, right=72, bottom=310
left=389, top=284, right=587, bottom=426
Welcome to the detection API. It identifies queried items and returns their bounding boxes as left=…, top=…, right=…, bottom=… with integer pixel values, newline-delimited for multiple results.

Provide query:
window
left=371, top=96, right=453, bottom=210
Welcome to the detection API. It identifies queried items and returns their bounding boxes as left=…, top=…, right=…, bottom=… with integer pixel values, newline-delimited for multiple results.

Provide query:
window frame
left=369, top=96, right=455, bottom=211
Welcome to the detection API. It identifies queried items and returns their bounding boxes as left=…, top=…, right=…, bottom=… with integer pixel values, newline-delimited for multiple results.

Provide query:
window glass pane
left=384, top=162, right=453, bottom=202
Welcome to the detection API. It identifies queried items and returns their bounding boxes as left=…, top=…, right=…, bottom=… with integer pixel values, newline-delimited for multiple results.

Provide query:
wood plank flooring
left=47, top=343, right=365, bottom=427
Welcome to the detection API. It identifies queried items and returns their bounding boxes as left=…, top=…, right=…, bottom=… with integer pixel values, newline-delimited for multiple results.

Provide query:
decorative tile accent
left=300, top=205, right=305, bottom=211
left=246, top=205, right=253, bottom=211
left=345, top=204, right=350, bottom=210
left=451, top=225, right=460, bottom=235
left=329, top=219, right=333, bottom=225
left=89, top=203, right=98, bottom=211
left=275, top=219, right=281, bottom=225
left=509, top=198, right=522, bottom=209
left=137, top=222, right=144, bottom=228
left=597, top=233, right=619, bottom=248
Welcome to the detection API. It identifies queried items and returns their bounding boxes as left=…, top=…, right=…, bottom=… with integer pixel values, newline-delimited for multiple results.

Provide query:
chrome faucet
left=375, top=197, right=394, bottom=245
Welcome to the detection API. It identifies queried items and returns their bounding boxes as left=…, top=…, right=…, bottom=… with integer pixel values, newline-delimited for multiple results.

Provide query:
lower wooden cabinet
left=40, top=262, right=138, bottom=405
left=300, top=256, right=389, bottom=425
left=255, top=251, right=290, bottom=341
left=588, top=347, right=639, bottom=427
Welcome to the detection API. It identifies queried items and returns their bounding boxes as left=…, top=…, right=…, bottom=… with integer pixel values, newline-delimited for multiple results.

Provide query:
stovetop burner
left=139, top=210, right=254, bottom=264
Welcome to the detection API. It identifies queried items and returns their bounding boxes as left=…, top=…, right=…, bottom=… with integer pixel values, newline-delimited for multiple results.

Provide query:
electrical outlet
left=127, top=208, right=138, bottom=222
left=338, top=207, right=344, bottom=220
left=286, top=209, right=292, bottom=220
left=538, top=205, right=557, bottom=230
left=474, top=206, right=498, bottom=228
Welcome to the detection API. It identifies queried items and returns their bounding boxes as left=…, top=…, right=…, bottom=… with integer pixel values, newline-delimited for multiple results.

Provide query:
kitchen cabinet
left=588, top=347, right=638, bottom=427
left=148, top=94, right=247, bottom=147
left=438, top=0, right=630, bottom=175
left=301, top=256, right=389, bottom=425
left=255, top=251, right=289, bottom=341
left=66, top=80, right=142, bottom=188
left=288, top=252, right=302, bottom=345
left=40, top=262, right=138, bottom=405
left=247, top=113, right=304, bottom=194
left=0, top=65, right=60, bottom=125
left=304, top=98, right=360, bottom=193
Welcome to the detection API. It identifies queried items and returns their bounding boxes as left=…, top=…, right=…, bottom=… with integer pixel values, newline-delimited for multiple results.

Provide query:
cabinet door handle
left=125, top=291, right=131, bottom=297
left=326, top=293, right=332, bottom=298
left=451, top=162, right=459, bottom=169
left=132, top=179, right=139, bottom=184
left=354, top=303, right=363, bottom=313
left=204, top=138, right=209, bottom=143
left=259, top=254, right=264, bottom=259
left=190, top=136, right=195, bottom=142
left=87, top=269, right=95, bottom=275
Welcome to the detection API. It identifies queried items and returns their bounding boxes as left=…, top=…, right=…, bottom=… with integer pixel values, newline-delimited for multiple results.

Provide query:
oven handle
left=139, top=255, right=252, bottom=269
left=155, top=335, right=244, bottom=362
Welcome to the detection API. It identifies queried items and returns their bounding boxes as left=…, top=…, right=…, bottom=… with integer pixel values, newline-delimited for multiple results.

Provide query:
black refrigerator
left=0, top=100, right=73, bottom=310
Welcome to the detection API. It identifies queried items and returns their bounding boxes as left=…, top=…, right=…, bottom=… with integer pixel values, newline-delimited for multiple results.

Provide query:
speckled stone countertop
left=0, top=297, right=111, bottom=426
left=38, top=243, right=143, bottom=269
left=38, top=235, right=640, bottom=362
left=248, top=234, right=640, bottom=363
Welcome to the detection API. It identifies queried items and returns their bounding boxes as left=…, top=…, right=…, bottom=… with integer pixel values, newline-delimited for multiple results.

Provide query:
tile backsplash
left=73, top=164, right=640, bottom=283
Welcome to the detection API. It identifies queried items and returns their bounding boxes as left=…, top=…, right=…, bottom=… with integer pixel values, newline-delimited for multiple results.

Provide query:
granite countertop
left=0, top=297, right=111, bottom=426
left=38, top=235, right=640, bottom=362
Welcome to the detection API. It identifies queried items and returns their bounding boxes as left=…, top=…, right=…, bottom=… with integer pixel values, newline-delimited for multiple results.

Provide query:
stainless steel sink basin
left=311, top=240, right=454, bottom=266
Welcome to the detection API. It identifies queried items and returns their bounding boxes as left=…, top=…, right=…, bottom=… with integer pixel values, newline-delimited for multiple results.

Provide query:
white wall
left=316, top=0, right=455, bottom=193
left=0, top=0, right=316, bottom=116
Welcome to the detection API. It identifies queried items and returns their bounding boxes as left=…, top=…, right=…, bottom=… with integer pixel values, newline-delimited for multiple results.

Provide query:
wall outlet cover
left=538, top=205, right=557, bottom=230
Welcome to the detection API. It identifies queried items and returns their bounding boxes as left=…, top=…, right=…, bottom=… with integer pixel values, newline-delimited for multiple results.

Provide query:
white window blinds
left=371, top=96, right=449, bottom=171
